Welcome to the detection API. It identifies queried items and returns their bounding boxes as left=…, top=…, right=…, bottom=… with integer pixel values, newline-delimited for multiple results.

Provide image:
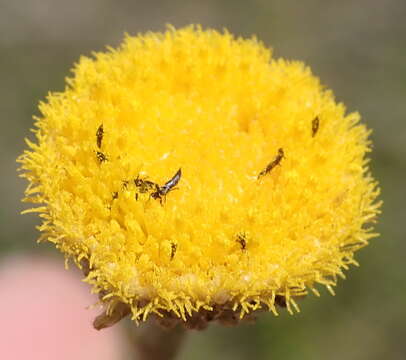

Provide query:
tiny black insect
left=112, top=191, right=118, bottom=200
left=236, top=233, right=247, bottom=250
left=151, top=168, right=182, bottom=204
left=96, top=151, right=108, bottom=163
left=96, top=124, right=104, bottom=148
left=311, top=116, right=319, bottom=137
left=170, top=243, right=177, bottom=260
left=258, top=148, right=284, bottom=179
left=122, top=180, right=130, bottom=190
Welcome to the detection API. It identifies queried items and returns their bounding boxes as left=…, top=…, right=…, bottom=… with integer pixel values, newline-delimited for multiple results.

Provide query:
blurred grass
left=1, top=1, right=405, bottom=359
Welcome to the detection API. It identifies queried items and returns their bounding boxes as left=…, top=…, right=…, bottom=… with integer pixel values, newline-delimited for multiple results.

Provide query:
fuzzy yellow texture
left=19, top=26, right=381, bottom=321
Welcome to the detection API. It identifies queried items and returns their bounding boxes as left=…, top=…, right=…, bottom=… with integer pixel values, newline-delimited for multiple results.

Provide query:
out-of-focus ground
left=1, top=1, right=405, bottom=359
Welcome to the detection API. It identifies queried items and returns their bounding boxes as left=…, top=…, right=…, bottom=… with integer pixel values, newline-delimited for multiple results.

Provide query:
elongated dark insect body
left=160, top=168, right=182, bottom=195
left=170, top=243, right=177, bottom=260
left=96, top=151, right=108, bottom=163
left=258, top=148, right=284, bottom=179
left=151, top=168, right=182, bottom=203
left=236, top=233, right=247, bottom=250
left=96, top=124, right=104, bottom=148
left=311, top=116, right=319, bottom=137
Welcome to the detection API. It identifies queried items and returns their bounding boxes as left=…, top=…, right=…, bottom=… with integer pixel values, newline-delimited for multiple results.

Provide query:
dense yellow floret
left=18, top=25, right=381, bottom=322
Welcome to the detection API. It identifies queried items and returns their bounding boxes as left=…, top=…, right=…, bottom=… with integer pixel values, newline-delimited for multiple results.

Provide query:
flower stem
left=130, top=320, right=187, bottom=360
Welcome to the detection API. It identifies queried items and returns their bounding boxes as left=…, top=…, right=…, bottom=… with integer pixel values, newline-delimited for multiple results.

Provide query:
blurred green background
left=1, top=1, right=405, bottom=359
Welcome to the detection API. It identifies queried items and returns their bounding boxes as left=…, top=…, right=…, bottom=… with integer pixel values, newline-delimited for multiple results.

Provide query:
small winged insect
left=134, top=175, right=158, bottom=201
left=311, top=116, right=319, bottom=137
left=122, top=180, right=130, bottom=190
left=96, top=151, right=108, bottom=163
left=96, top=124, right=104, bottom=148
left=236, top=232, right=247, bottom=250
left=134, top=176, right=157, bottom=193
left=151, top=168, right=182, bottom=204
left=258, top=148, right=284, bottom=179
left=170, top=242, right=177, bottom=260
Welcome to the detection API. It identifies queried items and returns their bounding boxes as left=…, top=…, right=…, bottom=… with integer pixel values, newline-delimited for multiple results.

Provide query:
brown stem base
left=129, top=319, right=187, bottom=360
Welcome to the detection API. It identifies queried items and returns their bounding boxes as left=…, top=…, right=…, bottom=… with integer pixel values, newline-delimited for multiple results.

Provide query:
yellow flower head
left=18, top=25, right=381, bottom=328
